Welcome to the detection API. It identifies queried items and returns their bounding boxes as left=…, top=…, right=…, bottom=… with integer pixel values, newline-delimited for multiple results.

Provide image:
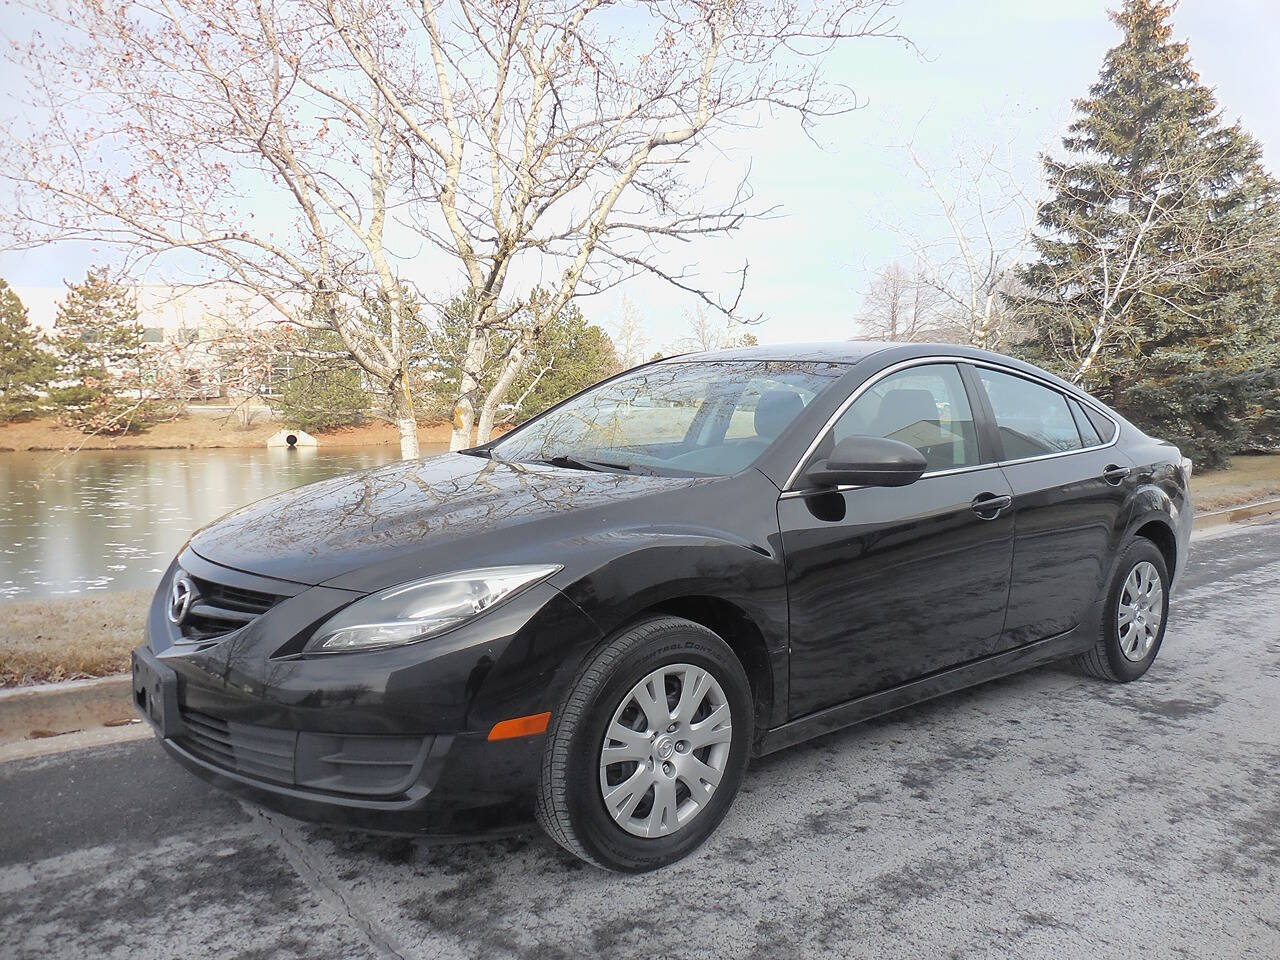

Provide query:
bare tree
left=3, top=0, right=908, bottom=454
left=4, top=0, right=434, bottom=455
left=892, top=142, right=1037, bottom=350
left=855, top=261, right=944, bottom=342
left=335, top=0, right=906, bottom=448
left=609, top=297, right=651, bottom=371
left=669, top=304, right=760, bottom=354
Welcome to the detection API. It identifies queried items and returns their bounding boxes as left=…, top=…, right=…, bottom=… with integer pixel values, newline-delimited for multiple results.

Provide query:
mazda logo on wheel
left=168, top=574, right=195, bottom=625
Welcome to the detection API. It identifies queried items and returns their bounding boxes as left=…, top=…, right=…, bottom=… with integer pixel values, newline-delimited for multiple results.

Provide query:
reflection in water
left=0, top=445, right=432, bottom=600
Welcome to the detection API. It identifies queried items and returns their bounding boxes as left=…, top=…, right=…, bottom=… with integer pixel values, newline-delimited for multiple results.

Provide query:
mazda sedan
left=133, top=342, right=1192, bottom=871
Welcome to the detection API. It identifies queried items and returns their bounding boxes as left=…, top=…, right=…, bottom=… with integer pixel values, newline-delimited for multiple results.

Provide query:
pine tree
left=47, top=268, right=168, bottom=434
left=271, top=331, right=371, bottom=431
left=0, top=279, right=57, bottom=422
left=422, top=291, right=618, bottom=426
left=505, top=303, right=619, bottom=423
left=1015, top=0, right=1280, bottom=468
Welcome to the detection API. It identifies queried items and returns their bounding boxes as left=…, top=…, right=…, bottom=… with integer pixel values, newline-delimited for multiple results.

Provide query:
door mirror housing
left=804, top=435, right=928, bottom=489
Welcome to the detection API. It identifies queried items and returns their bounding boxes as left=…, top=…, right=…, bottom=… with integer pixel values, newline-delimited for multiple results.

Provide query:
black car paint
left=136, top=342, right=1192, bottom=837
left=780, top=461, right=1018, bottom=713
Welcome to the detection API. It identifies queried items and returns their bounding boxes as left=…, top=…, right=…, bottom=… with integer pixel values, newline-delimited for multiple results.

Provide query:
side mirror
left=804, top=435, right=928, bottom=489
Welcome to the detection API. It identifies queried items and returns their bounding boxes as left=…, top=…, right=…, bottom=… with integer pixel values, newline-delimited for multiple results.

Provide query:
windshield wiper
left=541, top=454, right=633, bottom=473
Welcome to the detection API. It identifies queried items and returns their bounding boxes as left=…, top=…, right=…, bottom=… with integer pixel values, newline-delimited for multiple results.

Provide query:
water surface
left=0, top=445, right=444, bottom=600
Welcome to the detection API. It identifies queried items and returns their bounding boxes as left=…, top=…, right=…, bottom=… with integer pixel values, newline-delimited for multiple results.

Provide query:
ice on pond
left=1, top=444, right=408, bottom=600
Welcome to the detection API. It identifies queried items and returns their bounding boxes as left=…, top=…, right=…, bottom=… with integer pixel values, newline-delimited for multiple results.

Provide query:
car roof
left=661, top=341, right=897, bottom=364
left=660, top=341, right=1079, bottom=389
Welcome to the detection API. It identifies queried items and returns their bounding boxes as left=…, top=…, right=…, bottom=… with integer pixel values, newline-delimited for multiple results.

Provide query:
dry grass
left=1192, top=453, right=1280, bottom=511
left=0, top=590, right=150, bottom=687
left=0, top=415, right=458, bottom=452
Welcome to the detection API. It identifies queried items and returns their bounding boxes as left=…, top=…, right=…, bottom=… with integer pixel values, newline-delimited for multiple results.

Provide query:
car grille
left=179, top=708, right=296, bottom=783
left=175, top=705, right=431, bottom=797
left=180, top=573, right=284, bottom=642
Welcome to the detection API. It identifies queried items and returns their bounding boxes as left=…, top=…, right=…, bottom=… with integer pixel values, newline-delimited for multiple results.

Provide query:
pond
left=0, top=444, right=446, bottom=601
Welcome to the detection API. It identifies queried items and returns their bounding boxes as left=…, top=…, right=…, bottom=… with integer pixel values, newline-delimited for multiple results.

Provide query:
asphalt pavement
left=2, top=519, right=1278, bottom=960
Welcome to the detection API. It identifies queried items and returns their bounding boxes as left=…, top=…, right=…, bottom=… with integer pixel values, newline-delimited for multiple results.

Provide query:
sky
left=3, top=0, right=1278, bottom=347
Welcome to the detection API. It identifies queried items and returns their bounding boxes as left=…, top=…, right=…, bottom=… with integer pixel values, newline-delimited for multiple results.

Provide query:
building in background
left=16, top=283, right=300, bottom=403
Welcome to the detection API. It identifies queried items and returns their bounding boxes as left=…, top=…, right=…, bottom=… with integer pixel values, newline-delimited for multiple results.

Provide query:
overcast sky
left=3, top=0, right=1278, bottom=347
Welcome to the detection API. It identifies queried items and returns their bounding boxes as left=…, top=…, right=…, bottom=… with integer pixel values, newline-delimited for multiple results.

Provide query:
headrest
left=754, top=390, right=804, bottom=439
left=870, top=388, right=938, bottom=436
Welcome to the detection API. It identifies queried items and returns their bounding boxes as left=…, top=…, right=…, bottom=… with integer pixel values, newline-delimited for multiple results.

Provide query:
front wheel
left=535, top=616, right=752, bottom=872
left=1075, top=538, right=1170, bottom=682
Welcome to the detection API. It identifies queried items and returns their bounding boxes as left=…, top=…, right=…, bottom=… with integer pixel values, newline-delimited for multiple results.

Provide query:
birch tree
left=895, top=143, right=1035, bottom=350
left=3, top=0, right=908, bottom=454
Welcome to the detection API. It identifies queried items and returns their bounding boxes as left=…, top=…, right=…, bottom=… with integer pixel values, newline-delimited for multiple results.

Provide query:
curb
left=0, top=673, right=134, bottom=747
left=0, top=721, right=151, bottom=764
left=1195, top=497, right=1280, bottom=530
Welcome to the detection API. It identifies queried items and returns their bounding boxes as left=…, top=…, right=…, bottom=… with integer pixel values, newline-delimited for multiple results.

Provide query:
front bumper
left=155, top=723, right=541, bottom=838
left=136, top=552, right=602, bottom=837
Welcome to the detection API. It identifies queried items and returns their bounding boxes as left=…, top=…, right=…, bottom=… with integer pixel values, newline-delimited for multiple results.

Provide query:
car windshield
left=487, top=360, right=848, bottom=477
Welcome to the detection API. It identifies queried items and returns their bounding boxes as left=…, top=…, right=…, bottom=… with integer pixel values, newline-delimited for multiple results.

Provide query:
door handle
left=971, top=493, right=1012, bottom=520
left=1102, top=464, right=1132, bottom=485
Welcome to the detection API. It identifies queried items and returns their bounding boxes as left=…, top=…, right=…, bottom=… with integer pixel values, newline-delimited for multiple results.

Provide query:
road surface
left=2, top=520, right=1278, bottom=960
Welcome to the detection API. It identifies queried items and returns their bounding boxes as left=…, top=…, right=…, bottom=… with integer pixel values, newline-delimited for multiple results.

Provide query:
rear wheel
left=1076, top=539, right=1170, bottom=682
left=535, top=616, right=752, bottom=871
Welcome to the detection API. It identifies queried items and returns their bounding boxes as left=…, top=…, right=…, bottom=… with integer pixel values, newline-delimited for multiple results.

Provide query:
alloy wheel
left=598, top=663, right=733, bottom=839
left=1117, top=560, right=1164, bottom=662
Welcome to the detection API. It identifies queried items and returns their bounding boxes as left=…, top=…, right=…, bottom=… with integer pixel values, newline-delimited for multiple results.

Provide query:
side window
left=978, top=368, right=1083, bottom=459
left=828, top=363, right=980, bottom=471
left=1082, top=403, right=1118, bottom=443
left=1068, top=397, right=1103, bottom=447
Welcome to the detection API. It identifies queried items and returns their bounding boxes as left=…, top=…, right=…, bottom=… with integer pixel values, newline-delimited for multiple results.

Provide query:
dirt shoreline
left=0, top=415, right=457, bottom=452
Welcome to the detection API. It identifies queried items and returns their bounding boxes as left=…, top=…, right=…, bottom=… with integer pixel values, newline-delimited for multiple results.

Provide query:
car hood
left=188, top=453, right=702, bottom=588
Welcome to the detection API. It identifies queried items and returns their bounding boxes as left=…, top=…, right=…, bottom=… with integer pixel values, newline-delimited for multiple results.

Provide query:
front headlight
left=307, top=564, right=562, bottom=654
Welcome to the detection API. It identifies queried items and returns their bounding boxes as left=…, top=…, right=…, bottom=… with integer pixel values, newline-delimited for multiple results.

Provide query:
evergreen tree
left=0, top=279, right=56, bottom=422
left=271, top=331, right=371, bottom=431
left=1015, top=0, right=1280, bottom=467
left=47, top=268, right=168, bottom=433
left=506, top=305, right=619, bottom=422
left=422, top=291, right=617, bottom=425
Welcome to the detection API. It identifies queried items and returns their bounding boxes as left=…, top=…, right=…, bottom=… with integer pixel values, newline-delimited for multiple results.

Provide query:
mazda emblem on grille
left=168, top=574, right=195, bottom=625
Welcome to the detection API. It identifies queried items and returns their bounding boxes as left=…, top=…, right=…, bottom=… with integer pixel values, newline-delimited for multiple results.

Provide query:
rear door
left=971, top=365, right=1133, bottom=647
left=779, top=361, right=1016, bottom=717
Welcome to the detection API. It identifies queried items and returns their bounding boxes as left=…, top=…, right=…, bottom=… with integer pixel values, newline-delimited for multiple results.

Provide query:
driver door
left=779, top=362, right=1015, bottom=717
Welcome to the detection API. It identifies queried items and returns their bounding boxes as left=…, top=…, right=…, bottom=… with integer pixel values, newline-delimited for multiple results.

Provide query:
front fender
left=545, top=524, right=789, bottom=731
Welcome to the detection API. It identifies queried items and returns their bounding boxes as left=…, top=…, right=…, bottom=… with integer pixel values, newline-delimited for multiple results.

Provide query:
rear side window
left=828, top=363, right=980, bottom=471
left=1068, top=398, right=1103, bottom=446
left=977, top=368, right=1083, bottom=459
left=1082, top=402, right=1118, bottom=443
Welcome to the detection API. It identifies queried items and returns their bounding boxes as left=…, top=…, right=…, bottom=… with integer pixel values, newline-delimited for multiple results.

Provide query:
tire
left=535, top=616, right=753, bottom=872
left=1075, top=538, right=1170, bottom=682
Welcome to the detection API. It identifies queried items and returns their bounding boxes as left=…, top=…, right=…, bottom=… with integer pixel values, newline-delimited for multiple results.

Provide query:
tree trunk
left=476, top=342, right=529, bottom=443
left=451, top=387, right=477, bottom=451
left=391, top=378, right=420, bottom=459
left=449, top=303, right=494, bottom=451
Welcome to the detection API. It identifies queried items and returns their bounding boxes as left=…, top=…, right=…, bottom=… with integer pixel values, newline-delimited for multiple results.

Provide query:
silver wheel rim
left=598, top=663, right=733, bottom=839
left=1118, top=561, right=1164, bottom=662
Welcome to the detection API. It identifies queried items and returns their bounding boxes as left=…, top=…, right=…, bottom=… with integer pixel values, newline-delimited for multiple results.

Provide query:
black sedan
left=132, top=342, right=1192, bottom=871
